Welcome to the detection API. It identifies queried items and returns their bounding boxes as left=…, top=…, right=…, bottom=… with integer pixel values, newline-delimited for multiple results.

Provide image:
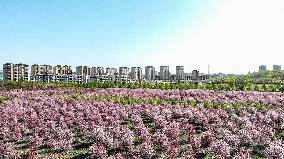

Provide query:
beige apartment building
left=30, top=64, right=53, bottom=82
left=76, top=66, right=91, bottom=83
left=76, top=66, right=91, bottom=76
left=91, top=67, right=105, bottom=75
left=160, top=66, right=170, bottom=81
left=52, top=65, right=73, bottom=82
left=176, top=66, right=185, bottom=81
left=53, top=65, right=72, bottom=75
left=3, top=63, right=29, bottom=81
left=130, top=67, right=142, bottom=81
left=119, top=67, right=129, bottom=81
left=145, top=66, right=155, bottom=81
left=106, top=67, right=117, bottom=75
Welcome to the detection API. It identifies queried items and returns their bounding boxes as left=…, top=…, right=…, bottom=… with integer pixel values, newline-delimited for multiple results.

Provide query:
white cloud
left=141, top=0, right=284, bottom=74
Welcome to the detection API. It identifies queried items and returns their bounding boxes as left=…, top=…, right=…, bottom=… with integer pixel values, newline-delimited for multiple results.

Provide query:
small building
left=259, top=65, right=267, bottom=71
left=273, top=65, right=281, bottom=71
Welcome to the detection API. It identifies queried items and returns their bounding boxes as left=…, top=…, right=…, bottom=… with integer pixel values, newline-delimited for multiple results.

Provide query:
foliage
left=1, top=79, right=284, bottom=92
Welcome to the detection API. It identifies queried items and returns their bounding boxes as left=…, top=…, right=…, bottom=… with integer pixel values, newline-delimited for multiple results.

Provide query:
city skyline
left=2, top=62, right=210, bottom=83
left=0, top=62, right=283, bottom=75
left=1, top=0, right=284, bottom=74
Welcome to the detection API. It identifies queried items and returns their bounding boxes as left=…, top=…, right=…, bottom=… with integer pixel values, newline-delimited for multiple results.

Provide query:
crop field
left=0, top=85, right=284, bottom=158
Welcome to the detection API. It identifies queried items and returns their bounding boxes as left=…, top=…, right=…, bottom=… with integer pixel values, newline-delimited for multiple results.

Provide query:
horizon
left=1, top=0, right=284, bottom=74
left=1, top=62, right=282, bottom=75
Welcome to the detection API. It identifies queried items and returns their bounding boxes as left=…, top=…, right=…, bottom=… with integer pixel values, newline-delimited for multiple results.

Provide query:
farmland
left=0, top=84, right=284, bottom=158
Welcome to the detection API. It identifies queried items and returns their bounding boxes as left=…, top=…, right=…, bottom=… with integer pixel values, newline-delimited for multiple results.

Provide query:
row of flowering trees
left=0, top=88, right=284, bottom=158
left=1, top=80, right=284, bottom=92
left=81, top=88, right=284, bottom=106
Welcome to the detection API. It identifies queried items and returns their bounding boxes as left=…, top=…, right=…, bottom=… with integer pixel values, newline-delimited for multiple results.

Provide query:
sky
left=0, top=0, right=284, bottom=74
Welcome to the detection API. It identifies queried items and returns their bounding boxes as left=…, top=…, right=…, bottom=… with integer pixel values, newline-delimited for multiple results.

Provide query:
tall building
left=77, top=66, right=84, bottom=75
left=76, top=66, right=90, bottom=83
left=105, top=67, right=117, bottom=81
left=145, top=66, right=155, bottom=81
left=259, top=65, right=267, bottom=71
left=62, top=65, right=72, bottom=74
left=192, top=70, right=199, bottom=81
left=53, top=65, right=72, bottom=75
left=91, top=67, right=105, bottom=75
left=119, top=67, right=129, bottom=81
left=53, top=65, right=62, bottom=75
left=273, top=65, right=281, bottom=71
left=3, top=63, right=29, bottom=81
left=160, top=66, right=170, bottom=81
left=0, top=71, right=3, bottom=80
left=30, top=64, right=53, bottom=82
left=130, top=67, right=142, bottom=81
left=3, top=63, right=14, bottom=81
left=176, top=66, right=185, bottom=81
left=106, top=67, right=117, bottom=75
left=52, top=65, right=73, bottom=82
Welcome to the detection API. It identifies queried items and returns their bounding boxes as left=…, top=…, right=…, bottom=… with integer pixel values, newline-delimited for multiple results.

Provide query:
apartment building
left=130, top=67, right=142, bottom=81
left=104, top=67, right=118, bottom=81
left=192, top=70, right=199, bottom=81
left=76, top=66, right=91, bottom=83
left=0, top=71, right=3, bottom=80
left=62, top=65, right=72, bottom=74
left=30, top=64, right=53, bottom=82
left=3, top=63, right=29, bottom=81
left=145, top=66, right=155, bottom=81
left=259, top=65, right=267, bottom=72
left=119, top=67, right=129, bottom=81
left=53, top=65, right=72, bottom=75
left=52, top=65, right=73, bottom=82
left=91, top=67, right=105, bottom=75
left=176, top=66, right=185, bottom=81
left=106, top=67, right=117, bottom=75
left=273, top=65, right=281, bottom=71
left=160, top=66, right=170, bottom=81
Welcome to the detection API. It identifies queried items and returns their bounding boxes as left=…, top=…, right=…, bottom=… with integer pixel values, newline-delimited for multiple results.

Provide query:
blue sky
left=1, top=0, right=284, bottom=74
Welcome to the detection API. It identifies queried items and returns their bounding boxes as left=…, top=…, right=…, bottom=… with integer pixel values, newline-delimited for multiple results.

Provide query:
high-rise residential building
left=273, top=65, right=281, bottom=71
left=106, top=67, right=117, bottom=75
left=84, top=66, right=90, bottom=76
left=145, top=66, right=155, bottom=81
left=130, top=67, right=142, bottom=81
left=30, top=64, right=39, bottom=79
left=119, top=67, right=129, bottom=81
left=259, top=65, right=267, bottom=71
left=53, top=65, right=62, bottom=75
left=91, top=67, right=105, bottom=75
left=62, top=65, right=72, bottom=74
left=76, top=66, right=84, bottom=75
left=76, top=66, right=91, bottom=83
left=160, top=66, right=170, bottom=81
left=105, top=67, right=117, bottom=81
left=30, top=64, right=53, bottom=82
left=52, top=65, right=73, bottom=82
left=192, top=70, right=199, bottom=81
left=3, top=63, right=14, bottom=81
left=53, top=65, right=72, bottom=75
left=176, top=66, right=185, bottom=81
left=3, top=63, right=29, bottom=81
left=0, top=71, right=3, bottom=80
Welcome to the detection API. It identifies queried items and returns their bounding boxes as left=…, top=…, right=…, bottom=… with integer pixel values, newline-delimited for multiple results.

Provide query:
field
left=0, top=84, right=284, bottom=158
